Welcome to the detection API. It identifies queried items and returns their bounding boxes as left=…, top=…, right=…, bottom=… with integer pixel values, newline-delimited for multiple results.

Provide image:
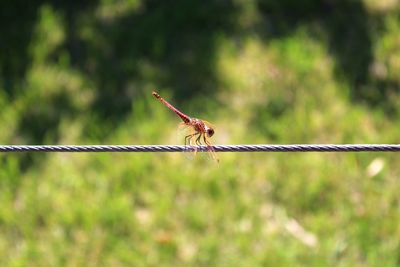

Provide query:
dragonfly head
left=206, top=127, right=214, bottom=138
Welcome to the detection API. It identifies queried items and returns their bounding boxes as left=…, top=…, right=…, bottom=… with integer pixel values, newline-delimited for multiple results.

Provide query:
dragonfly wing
left=177, top=122, right=199, bottom=159
left=206, top=141, right=219, bottom=163
left=200, top=120, right=218, bottom=162
left=177, top=123, right=196, bottom=145
left=202, top=120, right=215, bottom=129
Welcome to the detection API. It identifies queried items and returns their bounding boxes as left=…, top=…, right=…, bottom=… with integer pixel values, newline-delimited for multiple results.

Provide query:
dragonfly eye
left=206, top=128, right=214, bottom=137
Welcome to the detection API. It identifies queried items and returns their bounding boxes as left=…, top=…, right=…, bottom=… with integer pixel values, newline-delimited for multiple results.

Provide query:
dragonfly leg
left=185, top=132, right=200, bottom=153
left=195, top=134, right=202, bottom=146
left=185, top=133, right=197, bottom=146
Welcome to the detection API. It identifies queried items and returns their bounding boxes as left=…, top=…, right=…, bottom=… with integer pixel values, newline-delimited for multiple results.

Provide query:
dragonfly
left=152, top=91, right=218, bottom=162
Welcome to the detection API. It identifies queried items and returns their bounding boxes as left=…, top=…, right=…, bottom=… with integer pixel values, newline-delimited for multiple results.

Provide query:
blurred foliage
left=1, top=0, right=400, bottom=266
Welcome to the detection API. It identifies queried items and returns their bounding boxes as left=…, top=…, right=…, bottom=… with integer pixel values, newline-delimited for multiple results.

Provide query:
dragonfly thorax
left=189, top=118, right=214, bottom=137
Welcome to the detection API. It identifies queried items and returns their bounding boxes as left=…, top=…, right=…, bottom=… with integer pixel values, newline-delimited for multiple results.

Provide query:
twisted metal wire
left=0, top=144, right=400, bottom=153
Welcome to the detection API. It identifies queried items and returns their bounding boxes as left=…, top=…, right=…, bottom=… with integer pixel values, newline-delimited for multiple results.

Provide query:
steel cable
left=0, top=144, right=400, bottom=152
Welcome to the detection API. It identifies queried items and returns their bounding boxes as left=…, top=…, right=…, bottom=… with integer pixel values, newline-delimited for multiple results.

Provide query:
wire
left=0, top=144, right=400, bottom=152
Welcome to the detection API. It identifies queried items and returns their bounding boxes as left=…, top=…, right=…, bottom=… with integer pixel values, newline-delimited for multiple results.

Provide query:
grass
left=1, top=0, right=400, bottom=266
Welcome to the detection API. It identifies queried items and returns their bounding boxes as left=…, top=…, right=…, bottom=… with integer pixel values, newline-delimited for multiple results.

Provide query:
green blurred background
left=1, top=0, right=400, bottom=265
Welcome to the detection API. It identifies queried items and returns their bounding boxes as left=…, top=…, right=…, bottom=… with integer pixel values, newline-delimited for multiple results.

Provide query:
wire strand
left=0, top=144, right=400, bottom=152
